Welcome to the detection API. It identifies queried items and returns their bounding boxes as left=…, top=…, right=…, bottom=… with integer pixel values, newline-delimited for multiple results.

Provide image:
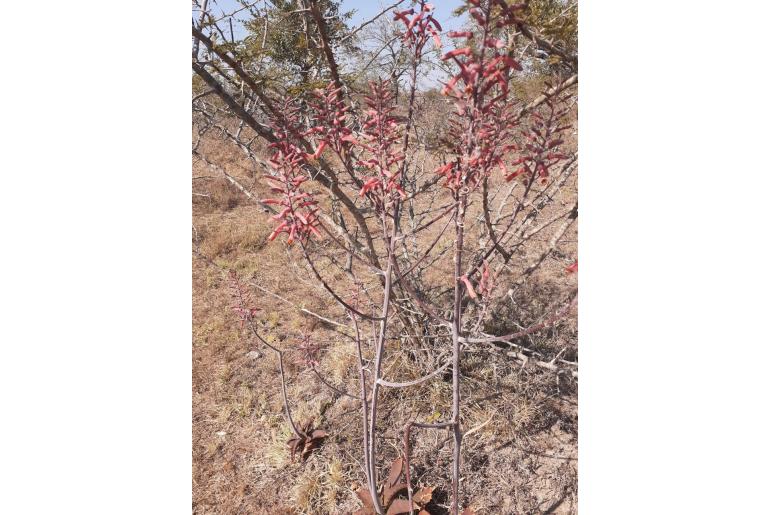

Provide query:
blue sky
left=201, top=0, right=466, bottom=43
left=341, top=0, right=465, bottom=30
left=197, top=1, right=468, bottom=87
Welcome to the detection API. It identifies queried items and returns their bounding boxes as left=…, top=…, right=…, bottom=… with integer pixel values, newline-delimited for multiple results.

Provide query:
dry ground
left=193, top=101, right=578, bottom=514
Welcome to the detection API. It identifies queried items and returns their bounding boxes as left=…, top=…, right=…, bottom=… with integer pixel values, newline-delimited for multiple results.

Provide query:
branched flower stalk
left=229, top=270, right=301, bottom=438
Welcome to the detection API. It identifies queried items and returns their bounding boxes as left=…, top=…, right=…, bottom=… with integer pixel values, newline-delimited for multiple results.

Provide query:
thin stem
left=277, top=352, right=301, bottom=437
left=377, top=352, right=450, bottom=388
left=310, top=367, right=360, bottom=399
left=247, top=320, right=302, bottom=438
left=351, top=312, right=376, bottom=506
left=450, top=193, right=467, bottom=515
left=366, top=237, right=394, bottom=515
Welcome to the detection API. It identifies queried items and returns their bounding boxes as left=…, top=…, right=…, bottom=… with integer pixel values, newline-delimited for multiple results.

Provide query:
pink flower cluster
left=345, top=81, right=406, bottom=210
left=307, top=83, right=352, bottom=154
left=393, top=1, right=443, bottom=51
left=262, top=102, right=321, bottom=244
left=506, top=96, right=572, bottom=184
left=435, top=1, right=527, bottom=192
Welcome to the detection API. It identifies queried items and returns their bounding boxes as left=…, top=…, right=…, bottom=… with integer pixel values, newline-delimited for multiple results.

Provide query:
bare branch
left=340, top=0, right=406, bottom=44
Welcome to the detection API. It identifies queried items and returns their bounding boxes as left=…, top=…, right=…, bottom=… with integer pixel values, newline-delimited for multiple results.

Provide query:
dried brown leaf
left=287, top=437, right=302, bottom=461
left=286, top=424, right=328, bottom=462
left=387, top=457, right=404, bottom=487
left=412, top=486, right=435, bottom=505
left=386, top=498, right=413, bottom=515
left=383, top=482, right=407, bottom=506
left=355, top=486, right=375, bottom=510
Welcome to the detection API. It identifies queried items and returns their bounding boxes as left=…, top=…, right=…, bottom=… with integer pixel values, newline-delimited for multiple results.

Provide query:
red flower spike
left=503, top=96, right=572, bottom=186
left=261, top=99, right=322, bottom=245
left=395, top=1, right=441, bottom=53
left=307, top=82, right=354, bottom=153
left=433, top=1, right=541, bottom=194
left=351, top=80, right=407, bottom=211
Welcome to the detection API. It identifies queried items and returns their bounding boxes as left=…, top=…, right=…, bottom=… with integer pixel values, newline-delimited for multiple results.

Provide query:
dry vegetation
left=192, top=90, right=577, bottom=513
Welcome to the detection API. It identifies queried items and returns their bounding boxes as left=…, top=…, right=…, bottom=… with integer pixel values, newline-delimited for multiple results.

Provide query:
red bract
left=566, top=260, right=578, bottom=274
left=263, top=100, right=322, bottom=245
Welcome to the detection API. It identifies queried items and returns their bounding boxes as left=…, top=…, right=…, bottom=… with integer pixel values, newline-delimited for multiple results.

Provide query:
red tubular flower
left=359, top=177, right=380, bottom=196
left=442, top=47, right=472, bottom=60
left=505, top=166, right=528, bottom=182
left=306, top=140, right=327, bottom=160
left=393, top=8, right=415, bottom=24
left=430, top=30, right=442, bottom=49
left=406, top=12, right=424, bottom=31
left=469, top=8, right=486, bottom=25
left=478, top=261, right=493, bottom=297
left=484, top=37, right=505, bottom=49
left=459, top=275, right=477, bottom=299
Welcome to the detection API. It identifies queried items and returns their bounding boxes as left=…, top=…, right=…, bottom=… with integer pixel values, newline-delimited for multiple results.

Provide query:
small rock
left=245, top=350, right=262, bottom=360
left=216, top=431, right=227, bottom=437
